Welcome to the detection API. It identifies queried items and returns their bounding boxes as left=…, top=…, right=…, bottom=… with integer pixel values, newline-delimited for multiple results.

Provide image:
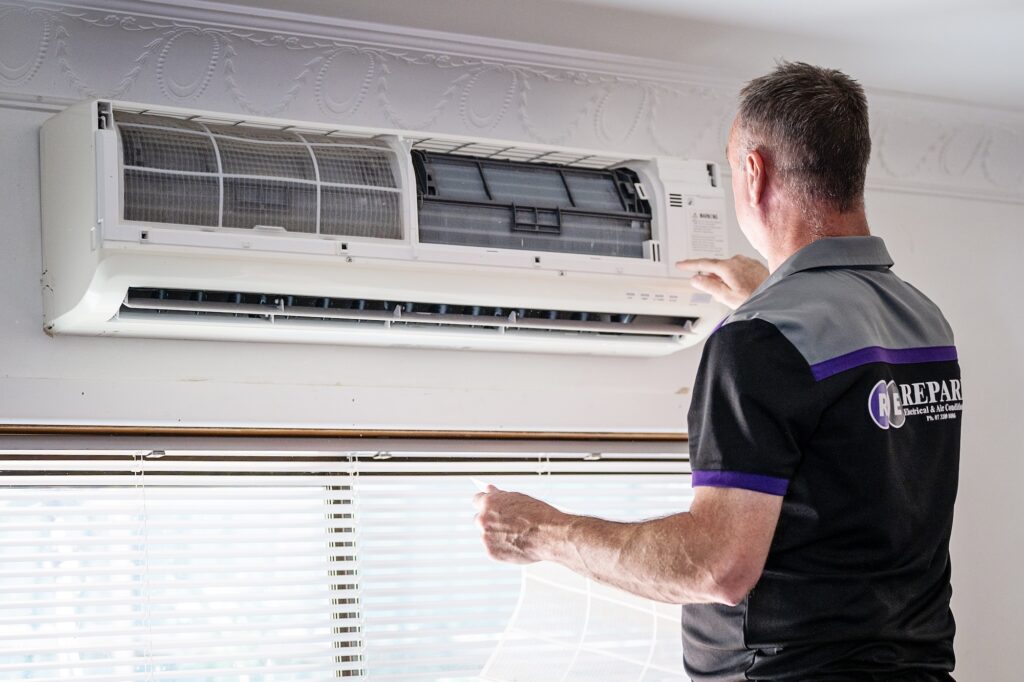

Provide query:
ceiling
left=182, top=0, right=1024, bottom=110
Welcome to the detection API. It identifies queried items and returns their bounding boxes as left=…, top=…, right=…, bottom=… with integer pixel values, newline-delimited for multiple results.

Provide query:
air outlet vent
left=668, top=193, right=684, bottom=208
left=119, top=288, right=698, bottom=340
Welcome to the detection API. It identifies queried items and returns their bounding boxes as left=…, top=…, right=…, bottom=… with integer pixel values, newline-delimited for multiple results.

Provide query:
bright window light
left=0, top=448, right=692, bottom=681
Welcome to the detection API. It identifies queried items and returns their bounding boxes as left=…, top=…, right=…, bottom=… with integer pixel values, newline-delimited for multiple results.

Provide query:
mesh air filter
left=413, top=151, right=653, bottom=259
left=115, top=111, right=403, bottom=240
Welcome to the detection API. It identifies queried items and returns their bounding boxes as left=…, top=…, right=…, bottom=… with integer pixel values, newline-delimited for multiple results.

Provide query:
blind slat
left=0, top=574, right=358, bottom=595
left=6, top=661, right=362, bottom=682
left=0, top=561, right=338, bottom=580
left=0, top=530, right=356, bottom=548
left=0, top=616, right=361, bottom=642
left=0, top=656, right=364, bottom=675
left=3, top=631, right=354, bottom=657
left=0, top=603, right=352, bottom=627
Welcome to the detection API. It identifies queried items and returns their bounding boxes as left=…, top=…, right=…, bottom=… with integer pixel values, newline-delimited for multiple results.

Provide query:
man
left=473, top=62, right=960, bottom=680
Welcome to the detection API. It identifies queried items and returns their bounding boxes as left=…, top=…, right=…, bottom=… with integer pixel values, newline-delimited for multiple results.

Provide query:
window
left=0, top=445, right=692, bottom=680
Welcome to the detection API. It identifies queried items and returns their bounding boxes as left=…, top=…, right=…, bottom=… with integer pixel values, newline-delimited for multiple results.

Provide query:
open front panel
left=412, top=151, right=654, bottom=259
left=114, top=111, right=404, bottom=239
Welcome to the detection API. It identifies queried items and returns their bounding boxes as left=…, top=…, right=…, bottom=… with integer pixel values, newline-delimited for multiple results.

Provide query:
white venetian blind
left=0, top=451, right=362, bottom=681
left=0, top=446, right=692, bottom=681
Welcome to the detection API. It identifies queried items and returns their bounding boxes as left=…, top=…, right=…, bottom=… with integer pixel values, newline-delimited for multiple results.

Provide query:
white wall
left=0, top=1, right=1022, bottom=677
left=867, top=190, right=1023, bottom=678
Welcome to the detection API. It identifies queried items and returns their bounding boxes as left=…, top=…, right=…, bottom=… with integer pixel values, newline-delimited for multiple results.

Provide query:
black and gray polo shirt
left=682, top=236, right=961, bottom=681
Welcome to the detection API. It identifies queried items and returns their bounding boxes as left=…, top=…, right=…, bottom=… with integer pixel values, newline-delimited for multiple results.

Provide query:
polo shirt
left=681, top=236, right=961, bottom=681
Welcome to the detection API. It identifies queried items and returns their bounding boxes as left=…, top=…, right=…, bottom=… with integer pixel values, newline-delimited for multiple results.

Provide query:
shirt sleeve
left=687, top=318, right=822, bottom=496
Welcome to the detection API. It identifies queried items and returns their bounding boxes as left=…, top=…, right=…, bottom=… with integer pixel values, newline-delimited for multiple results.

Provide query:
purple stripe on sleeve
left=810, top=345, right=958, bottom=382
left=692, top=470, right=789, bottom=496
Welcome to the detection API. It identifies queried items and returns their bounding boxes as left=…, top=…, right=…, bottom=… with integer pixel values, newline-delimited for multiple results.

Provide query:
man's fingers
left=678, top=255, right=770, bottom=301
left=676, top=258, right=739, bottom=288
left=690, top=273, right=732, bottom=299
left=676, top=257, right=721, bottom=268
left=472, top=491, right=488, bottom=510
left=677, top=258, right=723, bottom=273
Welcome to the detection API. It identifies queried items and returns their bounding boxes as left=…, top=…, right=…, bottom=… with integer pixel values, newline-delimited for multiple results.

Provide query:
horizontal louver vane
left=119, top=288, right=698, bottom=338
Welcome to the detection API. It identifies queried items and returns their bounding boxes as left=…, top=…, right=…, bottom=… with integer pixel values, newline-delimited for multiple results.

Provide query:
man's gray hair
left=737, top=62, right=870, bottom=216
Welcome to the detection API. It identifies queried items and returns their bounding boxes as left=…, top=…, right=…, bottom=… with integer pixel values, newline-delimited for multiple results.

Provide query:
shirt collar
left=751, top=235, right=894, bottom=297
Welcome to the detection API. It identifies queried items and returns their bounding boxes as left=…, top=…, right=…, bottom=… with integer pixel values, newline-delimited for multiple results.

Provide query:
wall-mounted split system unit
left=40, top=100, right=728, bottom=356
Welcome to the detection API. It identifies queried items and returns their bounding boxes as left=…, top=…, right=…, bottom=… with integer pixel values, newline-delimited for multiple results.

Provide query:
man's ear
left=744, top=149, right=766, bottom=207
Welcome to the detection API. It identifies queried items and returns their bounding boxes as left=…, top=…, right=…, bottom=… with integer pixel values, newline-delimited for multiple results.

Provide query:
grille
left=115, top=111, right=403, bottom=240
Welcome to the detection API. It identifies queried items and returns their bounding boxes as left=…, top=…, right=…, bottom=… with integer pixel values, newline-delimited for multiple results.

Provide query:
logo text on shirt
left=868, top=379, right=963, bottom=430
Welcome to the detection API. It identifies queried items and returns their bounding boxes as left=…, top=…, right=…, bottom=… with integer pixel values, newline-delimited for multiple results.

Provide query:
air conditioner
left=40, top=99, right=729, bottom=356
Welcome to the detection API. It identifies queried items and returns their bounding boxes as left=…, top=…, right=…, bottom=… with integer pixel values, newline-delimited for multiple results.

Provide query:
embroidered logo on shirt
left=868, top=380, right=905, bottom=430
left=868, top=378, right=963, bottom=429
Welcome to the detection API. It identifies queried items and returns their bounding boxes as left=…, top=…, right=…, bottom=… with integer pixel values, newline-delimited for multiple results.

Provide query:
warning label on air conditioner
left=688, top=198, right=728, bottom=259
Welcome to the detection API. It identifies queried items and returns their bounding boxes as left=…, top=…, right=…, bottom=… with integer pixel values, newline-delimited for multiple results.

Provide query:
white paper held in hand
left=479, top=562, right=688, bottom=681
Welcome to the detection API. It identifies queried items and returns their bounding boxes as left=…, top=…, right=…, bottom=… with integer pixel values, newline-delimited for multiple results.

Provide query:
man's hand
left=676, top=255, right=769, bottom=310
left=473, top=485, right=568, bottom=565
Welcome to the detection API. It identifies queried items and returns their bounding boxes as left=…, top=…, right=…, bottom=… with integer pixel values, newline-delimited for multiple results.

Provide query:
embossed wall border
left=1, top=0, right=1022, bottom=203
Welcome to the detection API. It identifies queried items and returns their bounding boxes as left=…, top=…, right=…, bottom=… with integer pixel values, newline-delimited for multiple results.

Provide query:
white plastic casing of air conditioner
left=40, top=99, right=729, bottom=356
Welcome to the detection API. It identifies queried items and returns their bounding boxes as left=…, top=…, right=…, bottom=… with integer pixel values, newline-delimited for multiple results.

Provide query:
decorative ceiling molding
left=2, top=0, right=1023, bottom=203
left=36, top=0, right=739, bottom=84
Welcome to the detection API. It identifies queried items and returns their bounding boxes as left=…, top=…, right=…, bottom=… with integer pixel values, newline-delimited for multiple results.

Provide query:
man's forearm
left=473, top=485, right=776, bottom=606
left=535, top=511, right=723, bottom=605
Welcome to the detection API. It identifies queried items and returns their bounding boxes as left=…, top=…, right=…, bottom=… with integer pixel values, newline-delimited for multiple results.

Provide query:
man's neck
left=764, top=207, right=871, bottom=272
